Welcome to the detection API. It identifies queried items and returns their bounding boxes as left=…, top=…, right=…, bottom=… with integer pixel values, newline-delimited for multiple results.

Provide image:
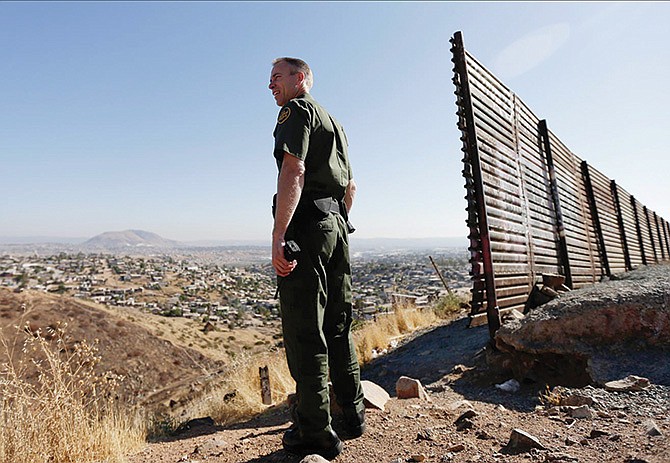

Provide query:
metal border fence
left=451, top=31, right=670, bottom=336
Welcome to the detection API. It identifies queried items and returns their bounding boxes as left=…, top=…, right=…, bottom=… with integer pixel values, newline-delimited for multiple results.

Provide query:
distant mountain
left=82, top=229, right=181, bottom=250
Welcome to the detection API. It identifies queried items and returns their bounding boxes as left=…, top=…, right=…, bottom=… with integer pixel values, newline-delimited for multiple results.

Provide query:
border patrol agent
left=269, top=57, right=365, bottom=460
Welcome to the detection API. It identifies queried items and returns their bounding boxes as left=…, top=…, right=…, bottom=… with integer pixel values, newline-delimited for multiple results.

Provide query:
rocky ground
left=127, top=312, right=670, bottom=463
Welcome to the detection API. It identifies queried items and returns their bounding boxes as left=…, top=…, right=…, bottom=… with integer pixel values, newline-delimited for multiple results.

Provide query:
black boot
left=341, top=407, right=366, bottom=439
left=282, top=427, right=343, bottom=460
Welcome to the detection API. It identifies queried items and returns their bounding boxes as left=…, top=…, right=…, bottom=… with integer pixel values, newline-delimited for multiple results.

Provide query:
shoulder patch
left=277, top=107, right=291, bottom=124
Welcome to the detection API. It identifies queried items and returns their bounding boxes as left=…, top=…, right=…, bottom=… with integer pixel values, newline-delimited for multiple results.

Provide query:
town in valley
left=0, top=243, right=470, bottom=332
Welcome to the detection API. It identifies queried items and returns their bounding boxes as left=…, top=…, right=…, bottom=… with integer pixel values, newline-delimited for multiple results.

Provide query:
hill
left=0, top=288, right=280, bottom=416
left=82, top=229, right=181, bottom=250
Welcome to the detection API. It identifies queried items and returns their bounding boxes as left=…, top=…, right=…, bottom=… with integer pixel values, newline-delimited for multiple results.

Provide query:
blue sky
left=2, top=2, right=669, bottom=243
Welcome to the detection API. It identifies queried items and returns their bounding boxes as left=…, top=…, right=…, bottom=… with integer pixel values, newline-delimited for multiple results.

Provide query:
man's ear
left=296, top=71, right=305, bottom=86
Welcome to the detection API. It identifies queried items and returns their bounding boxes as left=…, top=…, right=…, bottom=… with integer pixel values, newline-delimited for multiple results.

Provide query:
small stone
left=505, top=308, right=526, bottom=321
left=456, top=409, right=478, bottom=421
left=507, top=428, right=546, bottom=450
left=447, top=443, right=465, bottom=452
left=417, top=428, right=436, bottom=441
left=410, top=454, right=426, bottom=462
left=566, top=405, right=593, bottom=420
left=396, top=376, right=430, bottom=400
left=604, top=375, right=650, bottom=392
left=455, top=409, right=478, bottom=431
left=456, top=418, right=474, bottom=431
left=300, top=455, right=329, bottom=463
left=495, top=379, right=520, bottom=393
left=589, top=429, right=609, bottom=439
left=644, top=419, right=663, bottom=437
left=193, top=438, right=227, bottom=456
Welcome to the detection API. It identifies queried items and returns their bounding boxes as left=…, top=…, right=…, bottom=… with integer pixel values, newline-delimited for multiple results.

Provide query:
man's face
left=269, top=61, right=303, bottom=107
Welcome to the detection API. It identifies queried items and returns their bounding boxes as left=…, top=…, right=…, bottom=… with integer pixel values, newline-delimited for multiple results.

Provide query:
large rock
left=494, top=264, right=670, bottom=386
left=361, top=380, right=390, bottom=410
left=396, top=376, right=430, bottom=400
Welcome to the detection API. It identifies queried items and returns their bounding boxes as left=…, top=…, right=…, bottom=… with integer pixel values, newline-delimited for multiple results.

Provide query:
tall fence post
left=451, top=31, right=500, bottom=338
left=644, top=206, right=658, bottom=263
left=654, top=212, right=666, bottom=260
left=581, top=161, right=610, bottom=277
left=631, top=197, right=647, bottom=265
left=611, top=180, right=632, bottom=271
left=539, top=120, right=573, bottom=288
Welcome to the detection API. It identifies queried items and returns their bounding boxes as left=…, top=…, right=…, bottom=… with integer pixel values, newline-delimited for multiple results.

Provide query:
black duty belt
left=313, top=197, right=341, bottom=215
left=273, top=194, right=355, bottom=233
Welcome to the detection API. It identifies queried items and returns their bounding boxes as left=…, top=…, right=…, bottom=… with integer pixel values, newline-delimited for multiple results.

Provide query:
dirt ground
left=127, top=316, right=670, bottom=463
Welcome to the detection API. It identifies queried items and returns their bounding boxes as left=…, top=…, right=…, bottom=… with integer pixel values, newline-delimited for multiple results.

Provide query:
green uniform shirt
left=273, top=93, right=353, bottom=202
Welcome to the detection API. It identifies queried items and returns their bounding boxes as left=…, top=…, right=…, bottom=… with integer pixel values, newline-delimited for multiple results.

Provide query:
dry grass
left=539, top=384, right=569, bottom=406
left=354, top=294, right=464, bottom=364
left=188, top=349, right=293, bottom=427
left=0, top=323, right=145, bottom=463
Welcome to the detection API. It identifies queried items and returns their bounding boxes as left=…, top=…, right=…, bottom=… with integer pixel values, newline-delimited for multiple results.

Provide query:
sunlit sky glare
left=2, top=2, right=669, bottom=243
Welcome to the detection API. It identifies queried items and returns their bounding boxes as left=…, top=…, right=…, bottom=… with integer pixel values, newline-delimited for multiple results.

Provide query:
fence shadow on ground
left=361, top=317, right=541, bottom=412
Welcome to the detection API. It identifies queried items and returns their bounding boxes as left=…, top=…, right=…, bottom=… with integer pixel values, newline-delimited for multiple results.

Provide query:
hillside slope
left=0, top=288, right=231, bottom=414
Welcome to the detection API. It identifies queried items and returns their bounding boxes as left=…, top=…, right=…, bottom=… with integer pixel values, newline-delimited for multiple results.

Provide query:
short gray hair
left=273, top=57, right=313, bottom=91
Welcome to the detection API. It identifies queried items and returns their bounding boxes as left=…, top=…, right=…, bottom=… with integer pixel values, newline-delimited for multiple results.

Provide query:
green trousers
left=279, top=212, right=364, bottom=437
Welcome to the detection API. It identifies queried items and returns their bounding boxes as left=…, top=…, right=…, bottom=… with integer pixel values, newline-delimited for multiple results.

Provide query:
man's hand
left=272, top=235, right=297, bottom=277
left=272, top=153, right=304, bottom=276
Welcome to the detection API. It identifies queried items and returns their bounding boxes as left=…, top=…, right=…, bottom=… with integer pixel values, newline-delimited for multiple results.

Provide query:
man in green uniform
left=269, top=57, right=365, bottom=460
